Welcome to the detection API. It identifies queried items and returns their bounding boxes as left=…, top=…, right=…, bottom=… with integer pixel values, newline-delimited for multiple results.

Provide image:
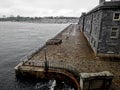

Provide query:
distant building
left=78, top=0, right=120, bottom=57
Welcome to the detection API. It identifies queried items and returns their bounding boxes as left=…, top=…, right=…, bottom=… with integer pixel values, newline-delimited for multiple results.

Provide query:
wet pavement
left=28, top=24, right=120, bottom=89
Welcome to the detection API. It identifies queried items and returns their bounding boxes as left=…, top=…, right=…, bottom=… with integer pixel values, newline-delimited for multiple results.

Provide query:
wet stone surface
left=26, top=24, right=120, bottom=88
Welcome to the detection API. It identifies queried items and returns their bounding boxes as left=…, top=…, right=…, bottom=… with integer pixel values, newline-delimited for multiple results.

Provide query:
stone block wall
left=83, top=10, right=102, bottom=54
left=78, top=1, right=120, bottom=57
left=98, top=9, right=120, bottom=55
left=78, top=13, right=86, bottom=32
left=80, top=71, right=113, bottom=90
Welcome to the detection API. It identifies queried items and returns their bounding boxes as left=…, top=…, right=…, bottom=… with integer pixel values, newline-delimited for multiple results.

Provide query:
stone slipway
left=15, top=24, right=120, bottom=89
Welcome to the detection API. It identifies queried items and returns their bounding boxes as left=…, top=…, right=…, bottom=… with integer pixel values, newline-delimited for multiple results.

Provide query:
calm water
left=0, top=22, right=74, bottom=90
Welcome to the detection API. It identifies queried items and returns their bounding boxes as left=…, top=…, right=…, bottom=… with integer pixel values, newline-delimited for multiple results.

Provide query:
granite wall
left=79, top=4, right=120, bottom=57
left=83, top=10, right=102, bottom=54
left=98, top=9, right=120, bottom=55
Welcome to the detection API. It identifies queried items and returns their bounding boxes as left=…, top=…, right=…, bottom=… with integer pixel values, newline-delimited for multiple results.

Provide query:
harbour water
left=0, top=22, right=74, bottom=90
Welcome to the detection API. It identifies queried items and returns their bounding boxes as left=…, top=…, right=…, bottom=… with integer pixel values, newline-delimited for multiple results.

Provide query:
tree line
left=0, top=15, right=79, bottom=22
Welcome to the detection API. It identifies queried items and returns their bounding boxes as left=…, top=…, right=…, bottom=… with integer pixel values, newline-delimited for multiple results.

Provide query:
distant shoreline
left=0, top=16, right=79, bottom=24
left=0, top=21, right=77, bottom=24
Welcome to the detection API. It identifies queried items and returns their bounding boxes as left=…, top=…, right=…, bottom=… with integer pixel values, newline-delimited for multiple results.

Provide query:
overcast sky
left=0, top=0, right=99, bottom=17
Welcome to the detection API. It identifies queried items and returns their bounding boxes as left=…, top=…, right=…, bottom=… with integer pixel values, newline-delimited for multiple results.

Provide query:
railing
left=19, top=24, right=80, bottom=77
left=23, top=60, right=80, bottom=78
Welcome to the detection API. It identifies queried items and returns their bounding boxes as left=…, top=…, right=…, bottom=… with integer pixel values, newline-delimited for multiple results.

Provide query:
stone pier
left=15, top=24, right=120, bottom=90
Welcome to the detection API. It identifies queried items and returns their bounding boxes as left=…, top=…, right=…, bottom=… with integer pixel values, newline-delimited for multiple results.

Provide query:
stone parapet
left=80, top=71, right=113, bottom=90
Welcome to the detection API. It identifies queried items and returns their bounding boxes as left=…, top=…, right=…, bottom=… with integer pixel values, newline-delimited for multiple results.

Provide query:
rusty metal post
left=44, top=46, right=48, bottom=73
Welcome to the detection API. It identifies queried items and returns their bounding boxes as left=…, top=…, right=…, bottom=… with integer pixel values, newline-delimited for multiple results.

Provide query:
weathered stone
left=80, top=71, right=113, bottom=90
left=46, top=39, right=62, bottom=45
left=78, top=0, right=120, bottom=57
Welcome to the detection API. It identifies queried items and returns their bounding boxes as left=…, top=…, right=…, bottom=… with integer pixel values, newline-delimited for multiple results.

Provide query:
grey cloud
left=0, top=0, right=99, bottom=17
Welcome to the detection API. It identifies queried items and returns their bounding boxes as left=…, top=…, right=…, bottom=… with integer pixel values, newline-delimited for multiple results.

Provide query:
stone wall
left=79, top=8, right=120, bottom=57
left=98, top=9, right=120, bottom=55
left=80, top=71, right=113, bottom=90
left=83, top=10, right=102, bottom=54
left=78, top=13, right=86, bottom=32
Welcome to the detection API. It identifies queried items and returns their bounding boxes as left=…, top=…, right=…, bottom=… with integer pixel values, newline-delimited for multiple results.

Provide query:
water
left=0, top=22, right=74, bottom=90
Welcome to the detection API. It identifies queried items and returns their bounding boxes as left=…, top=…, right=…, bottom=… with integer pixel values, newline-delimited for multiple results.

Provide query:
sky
left=0, top=0, right=99, bottom=17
